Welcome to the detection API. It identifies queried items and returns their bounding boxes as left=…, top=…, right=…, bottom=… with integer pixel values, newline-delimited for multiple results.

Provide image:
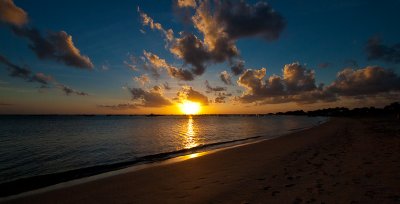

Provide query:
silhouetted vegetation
left=275, top=102, right=400, bottom=118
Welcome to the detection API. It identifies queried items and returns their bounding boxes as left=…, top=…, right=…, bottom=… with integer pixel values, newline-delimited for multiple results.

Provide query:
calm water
left=0, top=115, right=327, bottom=184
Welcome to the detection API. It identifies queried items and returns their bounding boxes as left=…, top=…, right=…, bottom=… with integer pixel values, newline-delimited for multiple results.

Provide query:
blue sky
left=1, top=0, right=399, bottom=114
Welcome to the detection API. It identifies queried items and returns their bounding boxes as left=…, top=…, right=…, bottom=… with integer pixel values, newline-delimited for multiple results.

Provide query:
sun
left=180, top=101, right=201, bottom=115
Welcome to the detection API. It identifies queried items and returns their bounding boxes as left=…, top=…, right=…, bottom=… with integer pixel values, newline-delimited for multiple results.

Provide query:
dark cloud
left=170, top=33, right=211, bottom=76
left=220, top=70, right=232, bottom=85
left=1, top=54, right=88, bottom=96
left=11, top=27, right=94, bottom=69
left=327, top=66, right=400, bottom=96
left=57, top=84, right=89, bottom=96
left=0, top=54, right=31, bottom=80
left=214, top=95, right=225, bottom=103
left=205, top=80, right=226, bottom=92
left=166, top=66, right=194, bottom=81
left=231, top=60, right=245, bottom=76
left=177, top=86, right=209, bottom=105
left=0, top=102, right=13, bottom=106
left=214, top=92, right=232, bottom=103
left=97, top=103, right=137, bottom=110
left=366, top=37, right=400, bottom=64
left=0, top=0, right=28, bottom=27
left=215, top=0, right=286, bottom=40
left=129, top=87, right=172, bottom=107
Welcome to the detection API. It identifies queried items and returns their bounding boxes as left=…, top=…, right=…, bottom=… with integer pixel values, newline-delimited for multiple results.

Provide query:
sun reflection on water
left=184, top=116, right=198, bottom=149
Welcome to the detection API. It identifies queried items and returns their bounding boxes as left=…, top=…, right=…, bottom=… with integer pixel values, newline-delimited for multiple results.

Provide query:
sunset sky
left=1, top=0, right=399, bottom=114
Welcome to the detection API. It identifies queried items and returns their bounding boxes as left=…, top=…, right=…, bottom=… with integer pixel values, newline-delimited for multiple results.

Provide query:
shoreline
left=4, top=117, right=399, bottom=203
left=0, top=117, right=328, bottom=199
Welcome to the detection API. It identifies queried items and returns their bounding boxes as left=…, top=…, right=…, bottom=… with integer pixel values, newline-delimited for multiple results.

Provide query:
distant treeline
left=274, top=102, right=400, bottom=118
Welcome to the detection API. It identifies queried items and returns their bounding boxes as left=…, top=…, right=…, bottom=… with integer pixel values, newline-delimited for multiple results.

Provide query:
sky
left=0, top=0, right=399, bottom=114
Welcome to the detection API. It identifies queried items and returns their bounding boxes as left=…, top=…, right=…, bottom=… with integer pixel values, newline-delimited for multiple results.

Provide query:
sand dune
left=4, top=117, right=400, bottom=204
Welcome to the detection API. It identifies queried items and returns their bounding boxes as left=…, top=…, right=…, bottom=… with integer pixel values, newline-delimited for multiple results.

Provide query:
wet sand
left=4, top=117, right=400, bottom=203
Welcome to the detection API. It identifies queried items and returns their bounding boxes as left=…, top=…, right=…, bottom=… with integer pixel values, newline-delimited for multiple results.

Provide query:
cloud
left=138, top=7, right=174, bottom=42
left=97, top=103, right=137, bottom=110
left=129, top=86, right=172, bottom=107
left=0, top=54, right=31, bottom=80
left=170, top=33, right=211, bottom=75
left=231, top=60, right=245, bottom=76
left=177, top=0, right=197, bottom=8
left=283, top=63, right=316, bottom=94
left=237, top=67, right=283, bottom=102
left=144, top=0, right=285, bottom=79
left=163, top=82, right=172, bottom=90
left=205, top=80, right=226, bottom=92
left=177, top=86, right=209, bottom=105
left=134, top=74, right=151, bottom=86
left=0, top=0, right=28, bottom=27
left=237, top=63, right=400, bottom=105
left=11, top=27, right=94, bottom=69
left=57, top=84, right=89, bottom=96
left=124, top=55, right=139, bottom=71
left=220, top=70, right=232, bottom=85
left=327, top=66, right=400, bottom=96
left=1, top=54, right=89, bottom=95
left=366, top=37, right=400, bottom=64
left=237, top=63, right=336, bottom=104
left=30, top=73, right=54, bottom=86
left=215, top=1, right=286, bottom=41
left=214, top=92, right=232, bottom=103
left=192, top=1, right=239, bottom=62
left=144, top=50, right=194, bottom=80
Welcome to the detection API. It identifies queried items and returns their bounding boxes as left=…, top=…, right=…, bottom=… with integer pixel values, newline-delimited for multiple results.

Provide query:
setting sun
left=180, top=101, right=201, bottom=115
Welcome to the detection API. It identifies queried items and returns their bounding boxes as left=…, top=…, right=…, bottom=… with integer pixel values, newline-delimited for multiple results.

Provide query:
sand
left=3, top=117, right=400, bottom=203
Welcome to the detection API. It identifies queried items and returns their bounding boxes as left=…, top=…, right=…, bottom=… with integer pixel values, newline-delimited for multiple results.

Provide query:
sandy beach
left=3, top=117, right=400, bottom=204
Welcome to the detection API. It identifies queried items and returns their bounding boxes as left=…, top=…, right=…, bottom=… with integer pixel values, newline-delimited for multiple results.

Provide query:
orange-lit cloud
left=129, top=86, right=172, bottom=107
left=134, top=74, right=151, bottom=86
left=138, top=7, right=174, bottom=42
left=141, top=0, right=285, bottom=78
left=237, top=63, right=400, bottom=105
left=177, top=0, right=197, bottom=8
left=143, top=51, right=194, bottom=81
left=327, top=66, right=400, bottom=96
left=177, top=86, right=209, bottom=105
left=0, top=0, right=28, bottom=27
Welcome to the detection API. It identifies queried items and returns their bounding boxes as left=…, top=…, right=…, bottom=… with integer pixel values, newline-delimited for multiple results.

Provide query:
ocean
left=0, top=115, right=327, bottom=188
